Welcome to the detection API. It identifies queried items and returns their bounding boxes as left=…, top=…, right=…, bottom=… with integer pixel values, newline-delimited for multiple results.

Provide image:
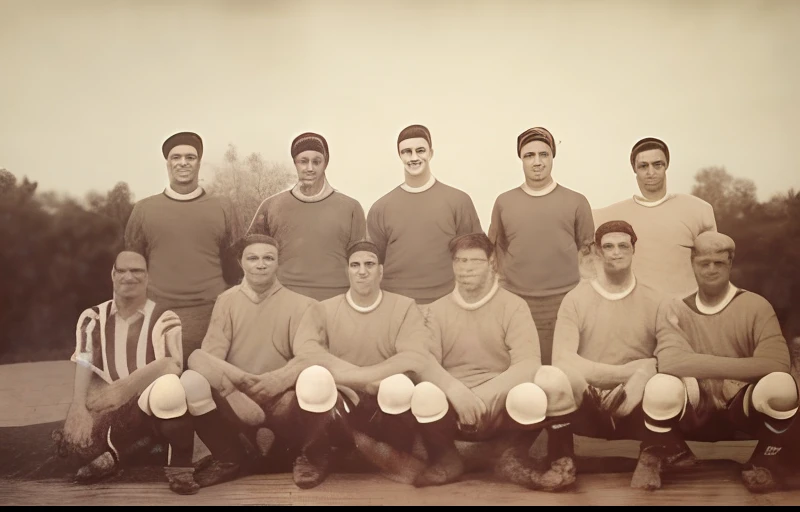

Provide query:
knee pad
left=145, top=374, right=188, bottom=420
left=295, top=365, right=338, bottom=413
left=642, top=374, right=687, bottom=433
left=180, top=370, right=217, bottom=416
left=505, top=382, right=547, bottom=425
left=410, top=382, right=449, bottom=424
left=533, top=365, right=579, bottom=417
left=377, top=374, right=415, bottom=415
left=752, top=372, right=799, bottom=421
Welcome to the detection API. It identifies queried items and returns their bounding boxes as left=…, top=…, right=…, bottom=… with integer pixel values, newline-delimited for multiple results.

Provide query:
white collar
left=292, top=178, right=335, bottom=203
left=452, top=278, right=500, bottom=311
left=590, top=276, right=637, bottom=301
left=346, top=289, right=383, bottom=313
left=696, top=283, right=738, bottom=315
left=401, top=175, right=437, bottom=193
left=521, top=180, right=558, bottom=197
left=632, top=192, right=673, bottom=207
left=164, top=185, right=204, bottom=201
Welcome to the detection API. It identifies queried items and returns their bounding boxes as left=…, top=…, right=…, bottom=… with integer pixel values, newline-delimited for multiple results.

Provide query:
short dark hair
left=594, top=221, right=638, bottom=248
left=448, top=232, right=494, bottom=260
left=236, top=234, right=279, bottom=260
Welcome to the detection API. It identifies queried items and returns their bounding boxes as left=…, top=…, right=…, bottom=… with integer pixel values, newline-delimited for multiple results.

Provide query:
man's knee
left=642, top=374, right=686, bottom=433
left=410, top=382, right=449, bottom=424
left=505, top=382, right=548, bottom=426
left=377, top=374, right=415, bottom=415
left=180, top=370, right=217, bottom=416
left=140, top=374, right=188, bottom=420
left=751, top=372, right=799, bottom=421
left=534, top=365, right=579, bottom=417
left=296, top=365, right=338, bottom=413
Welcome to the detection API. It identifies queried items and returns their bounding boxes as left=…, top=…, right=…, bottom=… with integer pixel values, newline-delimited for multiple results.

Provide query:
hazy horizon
left=2, top=0, right=799, bottom=228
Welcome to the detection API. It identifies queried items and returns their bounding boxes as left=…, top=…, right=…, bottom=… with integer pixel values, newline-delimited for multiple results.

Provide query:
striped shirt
left=71, top=299, right=181, bottom=384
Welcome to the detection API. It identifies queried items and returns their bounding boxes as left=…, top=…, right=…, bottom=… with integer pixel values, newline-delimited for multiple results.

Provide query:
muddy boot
left=194, top=459, right=241, bottom=488
left=664, top=440, right=698, bottom=469
left=495, top=445, right=573, bottom=492
left=741, top=465, right=780, bottom=493
left=631, top=446, right=663, bottom=491
left=75, top=451, right=118, bottom=484
left=164, top=466, right=200, bottom=495
left=292, top=448, right=331, bottom=490
left=352, top=430, right=426, bottom=485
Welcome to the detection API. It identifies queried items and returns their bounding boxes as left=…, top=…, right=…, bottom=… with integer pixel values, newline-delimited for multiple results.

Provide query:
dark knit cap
left=236, top=234, right=279, bottom=258
left=291, top=132, right=329, bottom=163
left=346, top=239, right=383, bottom=264
left=397, top=124, right=432, bottom=149
left=594, top=220, right=638, bottom=247
left=517, top=127, right=556, bottom=158
left=162, top=132, right=203, bottom=159
left=630, top=137, right=669, bottom=171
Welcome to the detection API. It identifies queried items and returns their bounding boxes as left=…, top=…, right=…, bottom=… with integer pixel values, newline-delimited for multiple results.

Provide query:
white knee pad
left=505, top=382, right=547, bottom=425
left=377, top=374, right=415, bottom=415
left=533, top=365, right=579, bottom=417
left=180, top=369, right=217, bottom=416
left=752, top=372, right=799, bottom=420
left=296, top=365, right=338, bottom=413
left=642, top=374, right=686, bottom=433
left=410, top=382, right=449, bottom=424
left=142, top=374, right=188, bottom=420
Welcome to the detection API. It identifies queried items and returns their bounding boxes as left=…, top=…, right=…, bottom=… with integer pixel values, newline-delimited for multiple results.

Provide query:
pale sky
left=1, top=0, right=798, bottom=228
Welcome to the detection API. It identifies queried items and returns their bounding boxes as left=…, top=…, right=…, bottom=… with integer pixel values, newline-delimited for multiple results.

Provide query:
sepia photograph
left=1, top=0, right=799, bottom=505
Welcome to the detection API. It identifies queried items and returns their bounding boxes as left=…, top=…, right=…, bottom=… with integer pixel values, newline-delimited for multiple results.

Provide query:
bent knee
left=180, top=369, right=217, bottom=416
left=752, top=372, right=799, bottom=420
left=534, top=365, right=579, bottom=417
left=410, top=382, right=449, bottom=424
left=642, top=374, right=686, bottom=432
left=145, top=374, right=188, bottom=420
left=377, top=374, right=415, bottom=415
left=296, top=365, right=338, bottom=413
left=505, top=382, right=548, bottom=425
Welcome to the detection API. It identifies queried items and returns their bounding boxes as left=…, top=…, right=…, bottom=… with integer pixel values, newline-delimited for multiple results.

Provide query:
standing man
left=245, top=132, right=366, bottom=302
left=638, top=231, right=797, bottom=492
left=488, top=127, right=595, bottom=365
left=367, top=124, right=482, bottom=305
left=125, top=132, right=242, bottom=365
left=593, top=137, right=717, bottom=298
left=548, top=221, right=664, bottom=484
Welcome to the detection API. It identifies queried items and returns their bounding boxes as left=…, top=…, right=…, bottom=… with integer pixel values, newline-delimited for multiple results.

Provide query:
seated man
left=549, top=221, right=666, bottom=481
left=640, top=231, right=798, bottom=493
left=408, top=232, right=577, bottom=491
left=57, top=250, right=243, bottom=495
left=187, top=234, right=351, bottom=490
left=312, top=240, right=486, bottom=482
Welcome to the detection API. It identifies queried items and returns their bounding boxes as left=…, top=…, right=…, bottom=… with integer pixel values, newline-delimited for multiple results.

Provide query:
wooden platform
left=2, top=361, right=799, bottom=506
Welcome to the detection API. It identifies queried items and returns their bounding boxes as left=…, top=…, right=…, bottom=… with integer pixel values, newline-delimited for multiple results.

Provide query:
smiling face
left=112, top=251, right=148, bottom=301
left=398, top=137, right=433, bottom=177
left=520, top=140, right=553, bottom=187
left=597, top=232, right=635, bottom=276
left=166, top=145, right=200, bottom=188
left=293, top=150, right=327, bottom=190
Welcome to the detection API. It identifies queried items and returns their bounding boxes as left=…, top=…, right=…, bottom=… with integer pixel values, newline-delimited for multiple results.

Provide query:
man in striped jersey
left=636, top=231, right=798, bottom=492
left=60, top=251, right=244, bottom=494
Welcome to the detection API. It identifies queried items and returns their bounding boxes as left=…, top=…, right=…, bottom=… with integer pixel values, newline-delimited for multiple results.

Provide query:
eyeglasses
left=113, top=268, right=146, bottom=279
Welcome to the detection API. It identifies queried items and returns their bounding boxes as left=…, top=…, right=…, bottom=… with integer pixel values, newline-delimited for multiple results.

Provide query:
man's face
left=293, top=150, right=327, bottom=189
left=398, top=138, right=433, bottom=177
left=453, top=247, right=492, bottom=293
left=348, top=251, right=382, bottom=297
left=241, top=243, right=279, bottom=288
left=692, top=251, right=732, bottom=295
left=597, top=233, right=635, bottom=275
left=112, top=252, right=148, bottom=300
left=520, top=140, right=553, bottom=185
left=634, top=149, right=668, bottom=194
left=166, top=145, right=200, bottom=186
